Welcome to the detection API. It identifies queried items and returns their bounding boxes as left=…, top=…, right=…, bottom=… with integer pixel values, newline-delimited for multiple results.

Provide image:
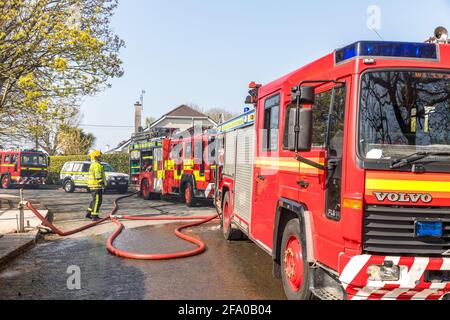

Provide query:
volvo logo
left=442, top=249, right=450, bottom=256
left=373, top=192, right=433, bottom=204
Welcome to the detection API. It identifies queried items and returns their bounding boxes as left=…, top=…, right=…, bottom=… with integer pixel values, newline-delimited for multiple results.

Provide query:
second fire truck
left=215, top=36, right=450, bottom=300
left=130, top=130, right=217, bottom=206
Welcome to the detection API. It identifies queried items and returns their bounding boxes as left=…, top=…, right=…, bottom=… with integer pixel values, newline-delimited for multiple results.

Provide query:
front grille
left=364, top=205, right=450, bottom=256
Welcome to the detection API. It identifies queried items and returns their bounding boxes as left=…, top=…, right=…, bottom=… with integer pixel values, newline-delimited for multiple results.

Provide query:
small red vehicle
left=0, top=149, right=49, bottom=189
left=215, top=38, right=450, bottom=300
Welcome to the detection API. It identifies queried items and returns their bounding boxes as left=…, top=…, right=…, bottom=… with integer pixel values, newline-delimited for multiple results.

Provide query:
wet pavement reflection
left=0, top=221, right=286, bottom=300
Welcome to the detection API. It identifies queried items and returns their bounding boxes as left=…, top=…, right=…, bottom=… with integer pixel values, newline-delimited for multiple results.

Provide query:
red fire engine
left=130, top=131, right=217, bottom=207
left=215, top=38, right=450, bottom=300
left=0, top=149, right=49, bottom=189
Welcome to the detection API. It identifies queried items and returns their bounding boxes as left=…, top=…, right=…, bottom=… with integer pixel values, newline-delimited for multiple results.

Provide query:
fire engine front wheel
left=281, top=219, right=314, bottom=300
left=1, top=175, right=11, bottom=189
left=221, top=192, right=244, bottom=241
left=183, top=182, right=197, bottom=208
left=141, top=179, right=152, bottom=200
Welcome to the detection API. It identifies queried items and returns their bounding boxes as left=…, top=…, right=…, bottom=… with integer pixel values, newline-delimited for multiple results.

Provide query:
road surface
left=0, top=187, right=285, bottom=300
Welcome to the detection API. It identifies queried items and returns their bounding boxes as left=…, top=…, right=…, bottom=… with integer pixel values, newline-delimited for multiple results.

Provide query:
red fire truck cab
left=215, top=40, right=450, bottom=300
left=0, top=150, right=49, bottom=189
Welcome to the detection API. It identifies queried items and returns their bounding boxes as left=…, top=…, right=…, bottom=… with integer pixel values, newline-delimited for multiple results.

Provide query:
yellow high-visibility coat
left=88, top=161, right=106, bottom=190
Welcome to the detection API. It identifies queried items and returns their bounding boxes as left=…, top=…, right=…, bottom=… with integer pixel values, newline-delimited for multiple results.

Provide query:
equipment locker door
left=233, top=125, right=255, bottom=228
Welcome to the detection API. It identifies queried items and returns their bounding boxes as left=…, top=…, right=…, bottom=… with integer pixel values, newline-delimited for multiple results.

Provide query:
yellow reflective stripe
left=1, top=164, right=14, bottom=167
left=366, top=179, right=450, bottom=193
left=93, top=193, right=100, bottom=215
left=255, top=157, right=324, bottom=173
left=193, top=170, right=206, bottom=182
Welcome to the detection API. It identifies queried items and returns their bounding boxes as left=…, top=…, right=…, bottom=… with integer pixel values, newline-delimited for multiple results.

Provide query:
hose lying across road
left=26, top=192, right=219, bottom=261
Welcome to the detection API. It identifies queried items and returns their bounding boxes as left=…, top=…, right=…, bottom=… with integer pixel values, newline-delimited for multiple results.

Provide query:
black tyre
left=184, top=182, right=197, bottom=208
left=63, top=179, right=75, bottom=193
left=1, top=175, right=11, bottom=189
left=280, top=219, right=314, bottom=300
left=221, top=192, right=244, bottom=241
left=141, top=179, right=152, bottom=200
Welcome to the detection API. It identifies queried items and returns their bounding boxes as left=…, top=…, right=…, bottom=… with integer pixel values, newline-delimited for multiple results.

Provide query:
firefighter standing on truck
left=86, top=150, right=106, bottom=221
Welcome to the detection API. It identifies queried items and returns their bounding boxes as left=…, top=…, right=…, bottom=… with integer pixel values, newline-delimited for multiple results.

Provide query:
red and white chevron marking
left=339, top=255, right=450, bottom=300
left=205, top=183, right=215, bottom=199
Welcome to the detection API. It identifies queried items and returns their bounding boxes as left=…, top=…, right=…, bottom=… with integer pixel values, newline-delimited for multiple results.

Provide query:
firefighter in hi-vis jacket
left=86, top=150, right=106, bottom=221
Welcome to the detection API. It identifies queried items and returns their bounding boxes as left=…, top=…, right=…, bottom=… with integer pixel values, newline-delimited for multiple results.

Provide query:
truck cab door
left=252, top=93, right=282, bottom=249
left=312, top=80, right=350, bottom=268
left=11, top=154, right=19, bottom=180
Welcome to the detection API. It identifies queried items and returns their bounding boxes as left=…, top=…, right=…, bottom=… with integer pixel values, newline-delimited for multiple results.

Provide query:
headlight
left=368, top=263, right=401, bottom=282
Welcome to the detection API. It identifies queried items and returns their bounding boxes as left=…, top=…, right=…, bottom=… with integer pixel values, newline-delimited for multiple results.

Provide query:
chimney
left=134, top=101, right=142, bottom=133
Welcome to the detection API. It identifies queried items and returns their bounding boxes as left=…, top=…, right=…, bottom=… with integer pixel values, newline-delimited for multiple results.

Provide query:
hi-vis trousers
left=88, top=189, right=103, bottom=217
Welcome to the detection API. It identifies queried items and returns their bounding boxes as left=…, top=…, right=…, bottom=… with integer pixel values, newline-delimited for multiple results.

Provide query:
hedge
left=48, top=153, right=129, bottom=185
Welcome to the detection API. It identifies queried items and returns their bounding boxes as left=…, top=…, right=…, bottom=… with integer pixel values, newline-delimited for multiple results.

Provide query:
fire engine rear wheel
left=1, top=175, right=11, bottom=189
left=280, top=219, right=313, bottom=300
left=141, top=179, right=152, bottom=200
left=184, top=182, right=197, bottom=208
left=222, top=192, right=244, bottom=241
left=63, top=180, right=75, bottom=193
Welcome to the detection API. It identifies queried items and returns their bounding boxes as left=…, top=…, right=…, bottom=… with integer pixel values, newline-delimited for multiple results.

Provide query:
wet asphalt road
left=0, top=188, right=285, bottom=300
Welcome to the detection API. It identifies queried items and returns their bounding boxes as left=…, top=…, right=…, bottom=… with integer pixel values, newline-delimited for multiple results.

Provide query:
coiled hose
left=26, top=192, right=219, bottom=260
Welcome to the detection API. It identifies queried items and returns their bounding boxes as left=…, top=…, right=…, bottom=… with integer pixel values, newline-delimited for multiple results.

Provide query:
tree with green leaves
left=0, top=0, right=124, bottom=145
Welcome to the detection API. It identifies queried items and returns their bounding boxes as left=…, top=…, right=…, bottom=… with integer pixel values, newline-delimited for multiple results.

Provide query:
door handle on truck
left=298, top=180, right=310, bottom=189
left=257, top=175, right=266, bottom=181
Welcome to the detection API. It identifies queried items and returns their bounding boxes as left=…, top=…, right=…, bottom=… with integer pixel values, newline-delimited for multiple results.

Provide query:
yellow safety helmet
left=90, top=150, right=102, bottom=161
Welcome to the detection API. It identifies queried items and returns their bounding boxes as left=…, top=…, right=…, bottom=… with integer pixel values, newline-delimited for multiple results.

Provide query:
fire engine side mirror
left=297, top=108, right=313, bottom=152
left=287, top=107, right=313, bottom=152
left=299, top=86, right=315, bottom=105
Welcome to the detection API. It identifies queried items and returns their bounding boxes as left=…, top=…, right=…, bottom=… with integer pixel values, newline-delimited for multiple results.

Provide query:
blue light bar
left=415, top=221, right=443, bottom=238
left=335, top=41, right=438, bottom=64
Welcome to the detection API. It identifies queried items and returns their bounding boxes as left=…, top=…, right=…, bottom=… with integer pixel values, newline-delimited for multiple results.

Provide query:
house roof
left=164, top=105, right=209, bottom=118
left=149, top=105, right=217, bottom=130
left=110, top=105, right=217, bottom=153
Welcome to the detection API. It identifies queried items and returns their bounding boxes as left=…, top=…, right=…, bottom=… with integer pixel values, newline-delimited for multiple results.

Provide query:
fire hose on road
left=25, top=192, right=219, bottom=261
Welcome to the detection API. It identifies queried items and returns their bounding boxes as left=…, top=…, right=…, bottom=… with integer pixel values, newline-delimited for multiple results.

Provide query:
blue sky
left=80, top=0, right=450, bottom=150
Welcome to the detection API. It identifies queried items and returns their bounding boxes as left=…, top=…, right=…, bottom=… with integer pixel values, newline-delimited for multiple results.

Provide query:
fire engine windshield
left=21, top=154, right=47, bottom=166
left=359, top=70, right=450, bottom=161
